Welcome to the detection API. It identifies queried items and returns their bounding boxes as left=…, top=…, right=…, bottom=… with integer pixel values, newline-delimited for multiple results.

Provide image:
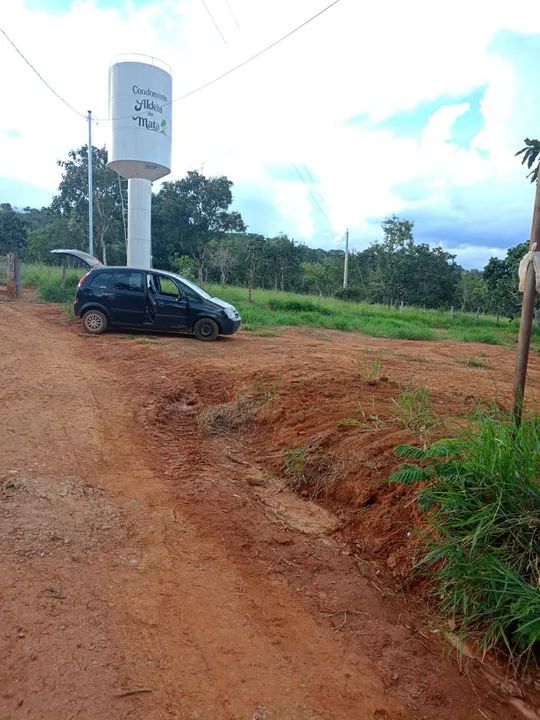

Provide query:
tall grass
left=389, top=418, right=540, bottom=662
left=204, top=283, right=537, bottom=346
left=22, top=263, right=539, bottom=347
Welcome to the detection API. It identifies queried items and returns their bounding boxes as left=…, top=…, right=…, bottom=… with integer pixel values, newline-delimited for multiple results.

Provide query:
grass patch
left=283, top=445, right=310, bottom=491
left=337, top=418, right=361, bottom=428
left=37, top=274, right=80, bottom=303
left=462, top=399, right=508, bottom=422
left=198, top=394, right=262, bottom=435
left=61, top=301, right=75, bottom=320
left=23, top=264, right=540, bottom=348
left=457, top=355, right=490, bottom=369
left=389, top=417, right=540, bottom=664
left=267, top=297, right=333, bottom=315
left=204, top=283, right=535, bottom=346
left=360, top=353, right=384, bottom=383
left=392, top=386, right=438, bottom=433
left=282, top=444, right=337, bottom=497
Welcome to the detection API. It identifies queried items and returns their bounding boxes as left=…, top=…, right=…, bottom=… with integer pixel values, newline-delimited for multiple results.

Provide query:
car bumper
left=220, top=318, right=241, bottom=335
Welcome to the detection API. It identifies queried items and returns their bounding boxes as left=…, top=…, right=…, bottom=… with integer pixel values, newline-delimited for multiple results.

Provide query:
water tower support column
left=127, top=177, right=152, bottom=268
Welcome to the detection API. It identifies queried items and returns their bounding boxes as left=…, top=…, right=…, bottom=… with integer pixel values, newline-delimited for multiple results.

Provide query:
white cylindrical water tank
left=108, top=58, right=172, bottom=181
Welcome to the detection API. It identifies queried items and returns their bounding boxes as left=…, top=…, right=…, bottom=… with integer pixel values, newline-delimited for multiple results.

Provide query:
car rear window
left=112, top=271, right=144, bottom=292
left=89, top=272, right=112, bottom=290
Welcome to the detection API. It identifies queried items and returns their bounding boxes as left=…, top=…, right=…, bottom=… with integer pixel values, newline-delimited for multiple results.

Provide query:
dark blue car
left=51, top=250, right=241, bottom=341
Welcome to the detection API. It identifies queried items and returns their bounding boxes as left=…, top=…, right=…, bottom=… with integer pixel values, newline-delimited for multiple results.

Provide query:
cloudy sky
left=1, top=0, right=540, bottom=268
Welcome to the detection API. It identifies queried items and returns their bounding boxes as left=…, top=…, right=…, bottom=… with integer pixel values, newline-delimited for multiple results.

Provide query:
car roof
left=90, top=267, right=179, bottom=276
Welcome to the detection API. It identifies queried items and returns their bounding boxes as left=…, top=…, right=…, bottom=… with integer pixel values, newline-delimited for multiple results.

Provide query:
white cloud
left=1, top=0, right=540, bottom=265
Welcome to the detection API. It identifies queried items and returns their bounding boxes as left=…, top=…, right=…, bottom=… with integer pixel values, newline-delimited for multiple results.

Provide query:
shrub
left=37, top=275, right=79, bottom=303
left=389, top=418, right=540, bottom=661
left=267, top=298, right=333, bottom=315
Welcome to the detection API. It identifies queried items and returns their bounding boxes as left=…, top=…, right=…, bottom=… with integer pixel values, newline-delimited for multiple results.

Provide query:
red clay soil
left=1, top=299, right=539, bottom=720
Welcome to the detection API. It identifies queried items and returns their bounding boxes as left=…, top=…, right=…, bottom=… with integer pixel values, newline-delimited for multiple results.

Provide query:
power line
left=0, top=26, right=85, bottom=118
left=223, top=0, right=241, bottom=30
left=98, top=0, right=344, bottom=120
left=200, top=0, right=229, bottom=47
left=292, top=163, right=334, bottom=229
left=174, top=0, right=343, bottom=104
left=299, top=163, right=330, bottom=217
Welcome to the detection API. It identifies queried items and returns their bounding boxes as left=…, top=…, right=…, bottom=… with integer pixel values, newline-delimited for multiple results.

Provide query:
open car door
left=50, top=249, right=104, bottom=269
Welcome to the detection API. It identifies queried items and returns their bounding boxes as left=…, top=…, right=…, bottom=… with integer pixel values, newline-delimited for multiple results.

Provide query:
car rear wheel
left=193, top=317, right=219, bottom=341
left=82, top=309, right=107, bottom=334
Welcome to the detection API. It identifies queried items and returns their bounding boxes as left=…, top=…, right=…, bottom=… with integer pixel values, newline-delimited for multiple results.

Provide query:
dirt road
left=1, top=300, right=537, bottom=720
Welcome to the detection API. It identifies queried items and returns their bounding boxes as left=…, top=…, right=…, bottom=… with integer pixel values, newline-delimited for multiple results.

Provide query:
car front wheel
left=82, top=309, right=108, bottom=334
left=193, top=317, right=219, bottom=341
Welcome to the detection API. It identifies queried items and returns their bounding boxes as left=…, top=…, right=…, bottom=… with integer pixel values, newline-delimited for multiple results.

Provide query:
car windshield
left=170, top=274, right=213, bottom=300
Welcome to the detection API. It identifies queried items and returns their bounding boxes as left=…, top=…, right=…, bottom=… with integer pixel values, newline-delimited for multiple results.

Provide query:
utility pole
left=512, top=173, right=540, bottom=424
left=343, top=228, right=349, bottom=289
left=87, top=110, right=94, bottom=258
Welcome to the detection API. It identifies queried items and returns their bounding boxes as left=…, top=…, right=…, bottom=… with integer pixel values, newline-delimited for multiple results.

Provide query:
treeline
left=0, top=144, right=528, bottom=316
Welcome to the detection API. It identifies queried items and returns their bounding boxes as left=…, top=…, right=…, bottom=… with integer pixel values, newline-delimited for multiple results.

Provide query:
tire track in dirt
left=1, top=301, right=407, bottom=720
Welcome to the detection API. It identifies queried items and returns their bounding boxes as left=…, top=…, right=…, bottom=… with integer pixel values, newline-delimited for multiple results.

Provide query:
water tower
left=107, top=55, right=172, bottom=268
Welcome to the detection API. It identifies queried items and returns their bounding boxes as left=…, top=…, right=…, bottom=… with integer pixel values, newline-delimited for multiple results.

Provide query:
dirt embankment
left=1, top=300, right=539, bottom=720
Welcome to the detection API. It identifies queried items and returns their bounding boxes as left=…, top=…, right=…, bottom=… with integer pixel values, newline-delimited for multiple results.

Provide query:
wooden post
left=450, top=306, right=454, bottom=319
left=6, top=253, right=16, bottom=298
left=512, top=175, right=540, bottom=425
left=14, top=255, right=22, bottom=298
left=399, top=300, right=404, bottom=312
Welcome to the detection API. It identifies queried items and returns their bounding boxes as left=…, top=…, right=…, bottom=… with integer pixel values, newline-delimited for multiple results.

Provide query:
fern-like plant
left=388, top=418, right=540, bottom=664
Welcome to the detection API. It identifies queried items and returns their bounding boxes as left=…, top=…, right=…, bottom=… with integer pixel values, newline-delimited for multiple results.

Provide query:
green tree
left=458, top=269, right=486, bottom=312
left=0, top=203, right=27, bottom=256
left=245, top=234, right=266, bottom=302
left=483, top=242, right=528, bottom=320
left=516, top=138, right=540, bottom=183
left=264, top=234, right=301, bottom=291
left=208, top=238, right=237, bottom=284
left=52, top=145, right=124, bottom=263
left=153, top=171, right=245, bottom=282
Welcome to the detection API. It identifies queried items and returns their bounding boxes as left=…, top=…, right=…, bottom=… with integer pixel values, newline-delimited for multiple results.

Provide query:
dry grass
left=283, top=444, right=341, bottom=498
left=198, top=394, right=263, bottom=435
left=457, top=355, right=490, bottom=369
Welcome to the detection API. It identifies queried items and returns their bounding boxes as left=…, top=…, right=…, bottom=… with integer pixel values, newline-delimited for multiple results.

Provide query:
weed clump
left=283, top=445, right=338, bottom=498
left=198, top=395, right=262, bottom=435
left=389, top=417, right=540, bottom=662
left=457, top=355, right=490, bottom=369
left=392, top=386, right=438, bottom=433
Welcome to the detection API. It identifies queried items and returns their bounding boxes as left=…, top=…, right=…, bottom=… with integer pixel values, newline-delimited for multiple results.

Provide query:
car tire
left=193, top=317, right=219, bottom=341
left=82, top=309, right=108, bottom=334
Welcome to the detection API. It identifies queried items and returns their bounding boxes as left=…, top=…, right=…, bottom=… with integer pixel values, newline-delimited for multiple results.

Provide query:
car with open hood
left=50, top=250, right=241, bottom=341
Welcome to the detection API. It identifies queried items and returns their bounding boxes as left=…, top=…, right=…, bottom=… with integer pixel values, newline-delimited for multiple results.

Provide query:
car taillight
left=77, top=272, right=90, bottom=289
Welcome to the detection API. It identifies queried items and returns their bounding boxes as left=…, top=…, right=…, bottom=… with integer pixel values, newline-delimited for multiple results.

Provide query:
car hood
left=210, top=297, right=237, bottom=312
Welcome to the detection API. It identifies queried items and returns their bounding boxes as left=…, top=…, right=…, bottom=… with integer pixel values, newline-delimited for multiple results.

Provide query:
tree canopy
left=3, top=143, right=530, bottom=316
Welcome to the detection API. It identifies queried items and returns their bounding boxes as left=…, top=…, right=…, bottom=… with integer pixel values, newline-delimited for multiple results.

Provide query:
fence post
left=6, top=253, right=16, bottom=298
left=15, top=255, right=22, bottom=298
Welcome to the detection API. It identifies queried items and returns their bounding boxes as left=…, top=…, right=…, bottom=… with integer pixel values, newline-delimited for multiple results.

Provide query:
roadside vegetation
left=22, top=262, right=540, bottom=346
left=390, top=417, right=540, bottom=664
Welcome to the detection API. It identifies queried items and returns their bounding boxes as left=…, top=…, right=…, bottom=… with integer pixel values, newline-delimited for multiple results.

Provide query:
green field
left=23, top=262, right=538, bottom=346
